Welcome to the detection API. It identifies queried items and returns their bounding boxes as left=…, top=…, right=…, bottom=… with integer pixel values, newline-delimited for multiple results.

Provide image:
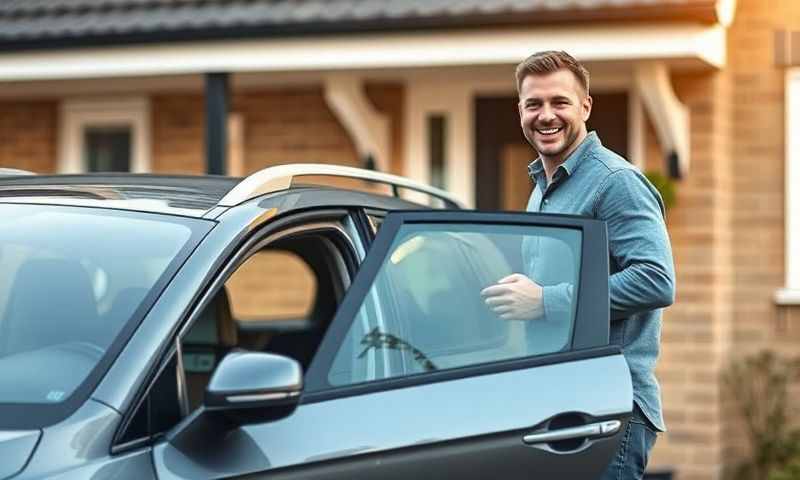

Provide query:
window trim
left=776, top=68, right=800, bottom=305
left=58, top=97, right=151, bottom=174
left=304, top=210, right=610, bottom=397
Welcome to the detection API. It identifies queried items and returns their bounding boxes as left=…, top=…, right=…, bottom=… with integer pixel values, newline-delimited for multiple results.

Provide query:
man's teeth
left=537, top=127, right=562, bottom=135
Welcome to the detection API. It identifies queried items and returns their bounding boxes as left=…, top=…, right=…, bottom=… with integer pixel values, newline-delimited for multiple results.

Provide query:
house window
left=427, top=114, right=447, bottom=190
left=59, top=98, right=150, bottom=173
left=85, top=127, right=131, bottom=172
left=776, top=69, right=800, bottom=304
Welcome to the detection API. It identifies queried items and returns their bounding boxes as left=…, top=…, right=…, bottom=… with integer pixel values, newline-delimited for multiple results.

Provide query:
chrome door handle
left=523, top=420, right=621, bottom=445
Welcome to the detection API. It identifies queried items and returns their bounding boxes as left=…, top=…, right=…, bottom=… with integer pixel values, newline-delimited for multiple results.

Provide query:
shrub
left=724, top=351, right=800, bottom=480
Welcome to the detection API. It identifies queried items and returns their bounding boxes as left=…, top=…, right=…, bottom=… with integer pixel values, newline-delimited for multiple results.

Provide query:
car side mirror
left=166, top=351, right=303, bottom=452
left=204, top=351, right=303, bottom=426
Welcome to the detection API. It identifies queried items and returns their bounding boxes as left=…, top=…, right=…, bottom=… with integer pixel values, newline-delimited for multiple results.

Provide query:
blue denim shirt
left=525, top=132, right=675, bottom=431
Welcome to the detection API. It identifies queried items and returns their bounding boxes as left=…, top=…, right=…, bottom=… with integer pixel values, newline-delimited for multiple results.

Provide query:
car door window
left=324, top=220, right=581, bottom=387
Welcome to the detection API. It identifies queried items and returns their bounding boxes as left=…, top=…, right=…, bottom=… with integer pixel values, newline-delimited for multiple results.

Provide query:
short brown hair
left=515, top=50, right=590, bottom=96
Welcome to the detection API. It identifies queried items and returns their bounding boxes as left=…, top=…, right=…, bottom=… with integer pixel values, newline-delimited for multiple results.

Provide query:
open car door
left=154, top=210, right=631, bottom=479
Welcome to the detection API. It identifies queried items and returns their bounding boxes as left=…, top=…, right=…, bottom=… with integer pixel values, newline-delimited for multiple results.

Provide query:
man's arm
left=594, top=169, right=676, bottom=321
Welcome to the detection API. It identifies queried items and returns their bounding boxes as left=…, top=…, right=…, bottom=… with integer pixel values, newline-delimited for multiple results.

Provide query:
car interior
left=180, top=228, right=352, bottom=411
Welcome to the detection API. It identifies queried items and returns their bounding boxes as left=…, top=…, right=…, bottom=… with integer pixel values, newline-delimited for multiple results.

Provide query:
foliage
left=644, top=170, right=677, bottom=210
left=724, top=351, right=800, bottom=480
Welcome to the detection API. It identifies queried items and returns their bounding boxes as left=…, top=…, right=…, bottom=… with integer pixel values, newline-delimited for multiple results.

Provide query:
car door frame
left=305, top=209, right=611, bottom=399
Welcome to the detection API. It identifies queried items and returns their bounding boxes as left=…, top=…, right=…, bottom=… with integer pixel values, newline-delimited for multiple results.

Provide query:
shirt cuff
left=542, top=284, right=573, bottom=320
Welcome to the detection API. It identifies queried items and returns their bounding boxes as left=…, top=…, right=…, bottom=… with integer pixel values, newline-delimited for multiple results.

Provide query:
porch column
left=205, top=72, right=229, bottom=175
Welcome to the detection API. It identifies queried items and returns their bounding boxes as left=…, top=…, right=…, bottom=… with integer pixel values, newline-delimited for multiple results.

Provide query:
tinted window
left=0, top=204, right=206, bottom=412
left=328, top=223, right=581, bottom=386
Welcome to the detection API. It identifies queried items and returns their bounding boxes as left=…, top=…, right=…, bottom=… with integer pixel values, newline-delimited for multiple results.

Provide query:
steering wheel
left=60, top=341, right=106, bottom=362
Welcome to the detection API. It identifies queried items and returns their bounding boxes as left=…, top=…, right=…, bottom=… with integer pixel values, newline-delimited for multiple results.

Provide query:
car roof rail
left=0, top=168, right=36, bottom=177
left=218, top=163, right=463, bottom=208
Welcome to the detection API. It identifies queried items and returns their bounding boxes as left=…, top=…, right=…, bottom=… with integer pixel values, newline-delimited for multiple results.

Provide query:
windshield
left=0, top=203, right=210, bottom=418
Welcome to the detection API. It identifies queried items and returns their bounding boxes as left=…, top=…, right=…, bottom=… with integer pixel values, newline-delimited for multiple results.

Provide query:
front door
left=153, top=210, right=631, bottom=479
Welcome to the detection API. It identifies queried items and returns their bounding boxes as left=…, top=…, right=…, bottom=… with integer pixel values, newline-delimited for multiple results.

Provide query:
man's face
left=518, top=69, right=592, bottom=163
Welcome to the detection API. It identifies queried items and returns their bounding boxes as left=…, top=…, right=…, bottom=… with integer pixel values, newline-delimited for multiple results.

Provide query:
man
left=481, top=50, right=675, bottom=479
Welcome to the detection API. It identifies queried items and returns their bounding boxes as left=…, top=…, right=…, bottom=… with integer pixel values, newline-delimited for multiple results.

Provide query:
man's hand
left=480, top=273, right=545, bottom=321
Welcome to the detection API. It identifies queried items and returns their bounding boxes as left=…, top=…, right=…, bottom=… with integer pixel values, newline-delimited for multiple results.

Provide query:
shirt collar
left=527, top=131, right=600, bottom=181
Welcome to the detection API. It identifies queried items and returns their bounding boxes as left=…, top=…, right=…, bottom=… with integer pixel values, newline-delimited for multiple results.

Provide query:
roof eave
left=0, top=2, right=724, bottom=53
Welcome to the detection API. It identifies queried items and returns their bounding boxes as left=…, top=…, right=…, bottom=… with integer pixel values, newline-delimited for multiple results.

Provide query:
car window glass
left=0, top=204, right=197, bottom=406
left=226, top=250, right=316, bottom=322
left=327, top=222, right=581, bottom=387
left=117, top=353, right=181, bottom=446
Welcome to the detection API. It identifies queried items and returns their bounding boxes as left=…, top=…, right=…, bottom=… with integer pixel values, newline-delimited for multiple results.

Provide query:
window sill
left=774, top=288, right=800, bottom=305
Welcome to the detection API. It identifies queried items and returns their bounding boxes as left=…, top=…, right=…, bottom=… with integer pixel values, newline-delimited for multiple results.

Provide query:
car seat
left=1, top=258, right=99, bottom=356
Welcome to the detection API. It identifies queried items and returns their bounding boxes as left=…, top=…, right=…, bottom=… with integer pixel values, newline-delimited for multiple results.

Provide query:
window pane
left=428, top=114, right=446, bottom=190
left=328, top=222, right=581, bottom=386
left=226, top=250, right=316, bottom=322
left=85, top=127, right=131, bottom=172
left=0, top=204, right=197, bottom=405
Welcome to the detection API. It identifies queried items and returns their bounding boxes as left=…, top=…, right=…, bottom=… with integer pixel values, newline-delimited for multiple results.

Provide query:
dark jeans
left=599, top=405, right=658, bottom=480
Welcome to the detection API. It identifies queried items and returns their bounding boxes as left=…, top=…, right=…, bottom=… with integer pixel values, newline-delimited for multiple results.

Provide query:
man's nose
left=539, top=105, right=556, bottom=122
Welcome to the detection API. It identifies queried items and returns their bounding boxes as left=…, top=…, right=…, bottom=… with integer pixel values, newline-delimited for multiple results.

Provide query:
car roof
left=0, top=173, right=241, bottom=217
left=0, top=165, right=462, bottom=217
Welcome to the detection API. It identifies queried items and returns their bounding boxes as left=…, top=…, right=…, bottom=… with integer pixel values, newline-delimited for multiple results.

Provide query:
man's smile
left=535, top=126, right=563, bottom=136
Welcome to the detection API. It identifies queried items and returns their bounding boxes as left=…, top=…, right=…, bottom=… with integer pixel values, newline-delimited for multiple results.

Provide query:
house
left=0, top=0, right=797, bottom=478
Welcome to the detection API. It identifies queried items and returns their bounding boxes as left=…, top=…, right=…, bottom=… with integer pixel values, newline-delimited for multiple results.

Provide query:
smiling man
left=481, top=51, right=676, bottom=479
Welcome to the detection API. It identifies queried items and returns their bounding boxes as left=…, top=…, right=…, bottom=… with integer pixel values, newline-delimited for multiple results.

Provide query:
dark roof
left=0, top=174, right=241, bottom=216
left=0, top=0, right=723, bottom=51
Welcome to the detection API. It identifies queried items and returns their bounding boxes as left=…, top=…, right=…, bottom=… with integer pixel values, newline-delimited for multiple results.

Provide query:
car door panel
left=152, top=211, right=631, bottom=479
left=153, top=351, right=630, bottom=479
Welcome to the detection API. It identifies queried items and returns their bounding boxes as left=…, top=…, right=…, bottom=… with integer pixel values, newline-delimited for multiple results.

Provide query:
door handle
left=522, top=420, right=621, bottom=445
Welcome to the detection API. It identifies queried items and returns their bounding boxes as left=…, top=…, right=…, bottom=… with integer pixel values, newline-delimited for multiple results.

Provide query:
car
left=0, top=163, right=632, bottom=479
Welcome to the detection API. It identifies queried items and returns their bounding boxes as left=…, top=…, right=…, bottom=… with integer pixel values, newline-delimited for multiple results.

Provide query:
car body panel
left=12, top=400, right=156, bottom=480
left=153, top=353, right=631, bottom=479
left=0, top=430, right=40, bottom=480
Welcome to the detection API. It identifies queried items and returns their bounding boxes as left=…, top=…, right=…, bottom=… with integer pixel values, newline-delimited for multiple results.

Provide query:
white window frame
left=775, top=69, right=800, bottom=304
left=58, top=97, right=151, bottom=173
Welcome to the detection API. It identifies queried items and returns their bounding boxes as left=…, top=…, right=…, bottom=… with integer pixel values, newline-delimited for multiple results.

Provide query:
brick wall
left=724, top=0, right=800, bottom=476
left=646, top=70, right=734, bottom=480
left=647, top=1, right=800, bottom=477
left=150, top=83, right=403, bottom=176
left=0, top=101, right=57, bottom=173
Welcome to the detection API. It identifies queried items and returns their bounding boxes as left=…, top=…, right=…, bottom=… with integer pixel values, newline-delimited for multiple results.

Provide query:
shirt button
left=543, top=199, right=549, bottom=205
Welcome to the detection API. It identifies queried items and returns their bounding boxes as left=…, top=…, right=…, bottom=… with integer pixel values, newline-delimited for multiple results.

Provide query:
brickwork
left=723, top=0, right=800, bottom=476
left=150, top=83, right=403, bottom=176
left=646, top=1, right=800, bottom=477
left=0, top=101, right=57, bottom=173
left=645, top=70, right=733, bottom=480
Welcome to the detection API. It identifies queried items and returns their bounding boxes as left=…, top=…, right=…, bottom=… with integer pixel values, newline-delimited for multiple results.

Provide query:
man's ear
left=517, top=100, right=524, bottom=122
left=582, top=94, right=593, bottom=122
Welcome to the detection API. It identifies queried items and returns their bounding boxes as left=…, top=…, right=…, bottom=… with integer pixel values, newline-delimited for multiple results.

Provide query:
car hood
left=0, top=430, right=41, bottom=479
